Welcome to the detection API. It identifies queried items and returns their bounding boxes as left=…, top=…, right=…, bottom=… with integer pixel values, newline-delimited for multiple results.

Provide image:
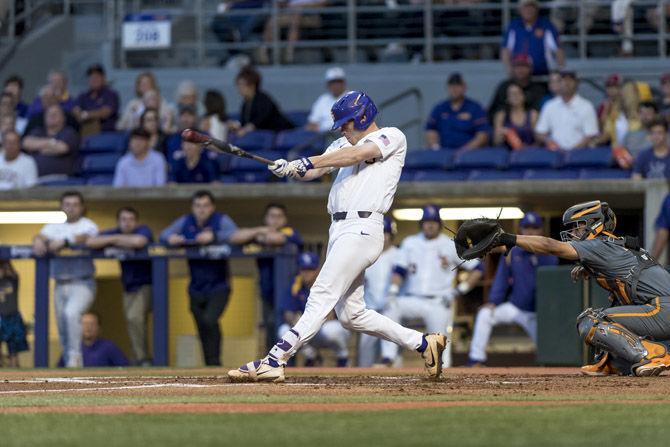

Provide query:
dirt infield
left=1, top=367, right=668, bottom=414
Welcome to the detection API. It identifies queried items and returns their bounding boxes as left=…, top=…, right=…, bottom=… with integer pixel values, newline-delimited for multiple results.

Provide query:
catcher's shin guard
left=580, top=352, right=620, bottom=376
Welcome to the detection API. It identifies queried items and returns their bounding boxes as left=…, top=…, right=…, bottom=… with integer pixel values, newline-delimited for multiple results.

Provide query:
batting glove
left=287, top=157, right=314, bottom=178
left=269, top=159, right=289, bottom=177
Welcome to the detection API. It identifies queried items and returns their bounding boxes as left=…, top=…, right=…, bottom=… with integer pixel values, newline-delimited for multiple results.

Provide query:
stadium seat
left=231, top=150, right=278, bottom=172
left=467, top=170, right=524, bottom=181
left=579, top=168, right=632, bottom=180
left=275, top=129, right=324, bottom=153
left=81, top=132, right=128, bottom=154
left=230, top=130, right=276, bottom=152
left=453, top=148, right=509, bottom=170
left=509, top=148, right=562, bottom=169
left=412, top=170, right=469, bottom=182
left=404, top=149, right=455, bottom=170
left=86, top=174, right=114, bottom=185
left=81, top=153, right=122, bottom=176
left=523, top=169, right=580, bottom=180
left=233, top=171, right=271, bottom=183
left=562, top=147, right=613, bottom=168
left=39, top=176, right=86, bottom=187
left=285, top=110, right=310, bottom=127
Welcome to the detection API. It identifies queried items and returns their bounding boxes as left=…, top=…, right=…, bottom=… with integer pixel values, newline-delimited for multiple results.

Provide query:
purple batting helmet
left=330, top=90, right=378, bottom=131
left=420, top=204, right=441, bottom=223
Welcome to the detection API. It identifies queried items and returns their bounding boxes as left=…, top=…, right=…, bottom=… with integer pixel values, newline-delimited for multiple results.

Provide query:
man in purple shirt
left=58, top=311, right=129, bottom=367
left=73, top=64, right=120, bottom=134
left=113, top=128, right=167, bottom=187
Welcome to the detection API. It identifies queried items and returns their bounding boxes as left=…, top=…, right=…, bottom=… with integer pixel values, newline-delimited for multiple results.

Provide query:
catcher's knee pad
left=577, top=309, right=648, bottom=364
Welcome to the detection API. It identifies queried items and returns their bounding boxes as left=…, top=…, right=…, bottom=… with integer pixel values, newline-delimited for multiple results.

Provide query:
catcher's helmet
left=330, top=90, right=378, bottom=131
left=560, top=200, right=616, bottom=242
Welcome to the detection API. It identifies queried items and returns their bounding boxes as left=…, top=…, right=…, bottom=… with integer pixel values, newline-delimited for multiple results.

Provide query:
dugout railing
left=0, top=244, right=297, bottom=367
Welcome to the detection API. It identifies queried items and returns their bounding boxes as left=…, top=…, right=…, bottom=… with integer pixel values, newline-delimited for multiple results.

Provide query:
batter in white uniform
left=228, top=91, right=447, bottom=382
left=380, top=205, right=482, bottom=368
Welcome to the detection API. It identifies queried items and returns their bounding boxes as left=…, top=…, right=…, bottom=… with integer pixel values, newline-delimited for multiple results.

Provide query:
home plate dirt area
left=0, top=367, right=668, bottom=414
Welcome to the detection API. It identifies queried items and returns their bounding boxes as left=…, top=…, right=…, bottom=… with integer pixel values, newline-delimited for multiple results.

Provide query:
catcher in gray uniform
left=454, top=200, right=670, bottom=377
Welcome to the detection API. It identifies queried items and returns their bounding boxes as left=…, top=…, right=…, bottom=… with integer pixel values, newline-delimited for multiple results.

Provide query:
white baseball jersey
left=325, top=127, right=406, bottom=214
left=395, top=233, right=479, bottom=297
left=364, top=246, right=398, bottom=311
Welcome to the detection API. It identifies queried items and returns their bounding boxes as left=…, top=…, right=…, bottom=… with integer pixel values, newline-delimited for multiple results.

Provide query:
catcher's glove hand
left=454, top=218, right=517, bottom=260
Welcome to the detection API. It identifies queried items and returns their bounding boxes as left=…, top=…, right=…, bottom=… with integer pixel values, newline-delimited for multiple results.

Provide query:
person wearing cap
left=535, top=70, right=598, bottom=150
left=488, top=54, right=548, bottom=122
left=72, top=64, right=120, bottom=136
left=380, top=205, right=482, bottom=368
left=278, top=252, right=350, bottom=367
left=358, top=215, right=399, bottom=367
left=501, top=0, right=565, bottom=77
left=467, top=212, right=558, bottom=367
left=425, top=73, right=489, bottom=150
left=597, top=74, right=623, bottom=131
left=306, top=67, right=347, bottom=133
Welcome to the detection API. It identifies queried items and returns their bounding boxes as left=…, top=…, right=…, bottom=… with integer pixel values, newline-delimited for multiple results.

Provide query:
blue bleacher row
left=41, top=131, right=629, bottom=186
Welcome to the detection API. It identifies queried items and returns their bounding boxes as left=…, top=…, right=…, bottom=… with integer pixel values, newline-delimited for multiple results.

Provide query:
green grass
left=2, top=405, right=670, bottom=447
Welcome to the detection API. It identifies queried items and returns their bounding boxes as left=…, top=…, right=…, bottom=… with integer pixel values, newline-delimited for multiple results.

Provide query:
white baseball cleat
left=421, top=333, right=447, bottom=379
left=228, top=357, right=285, bottom=383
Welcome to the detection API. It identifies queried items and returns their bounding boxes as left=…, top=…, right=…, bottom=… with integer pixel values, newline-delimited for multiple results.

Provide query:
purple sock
left=416, top=335, right=428, bottom=353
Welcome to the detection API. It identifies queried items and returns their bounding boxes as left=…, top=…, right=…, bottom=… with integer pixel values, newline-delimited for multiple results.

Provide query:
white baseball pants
left=468, top=302, right=537, bottom=362
left=54, top=279, right=96, bottom=367
left=269, top=215, right=424, bottom=364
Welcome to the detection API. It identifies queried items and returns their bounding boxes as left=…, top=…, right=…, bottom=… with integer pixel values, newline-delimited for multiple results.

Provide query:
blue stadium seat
left=509, top=148, right=562, bottom=169
left=467, top=170, right=524, bottom=181
left=81, top=132, right=128, bottom=154
left=523, top=169, right=580, bottom=180
left=81, top=153, right=122, bottom=176
left=230, top=130, right=276, bottom=152
left=453, top=148, right=509, bottom=170
left=579, top=168, right=632, bottom=180
left=413, top=170, right=469, bottom=182
left=86, top=174, right=114, bottom=185
left=39, top=176, right=86, bottom=186
left=285, top=110, right=310, bottom=127
left=404, top=149, right=455, bottom=170
left=562, top=147, right=613, bottom=168
left=400, top=170, right=415, bottom=182
left=275, top=129, right=324, bottom=153
left=234, top=171, right=271, bottom=183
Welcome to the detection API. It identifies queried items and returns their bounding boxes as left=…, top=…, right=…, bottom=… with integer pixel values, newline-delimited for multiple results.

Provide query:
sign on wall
left=122, top=14, right=171, bottom=50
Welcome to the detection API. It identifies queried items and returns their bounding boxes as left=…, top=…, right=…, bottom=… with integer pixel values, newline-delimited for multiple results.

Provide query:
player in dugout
left=455, top=200, right=670, bottom=377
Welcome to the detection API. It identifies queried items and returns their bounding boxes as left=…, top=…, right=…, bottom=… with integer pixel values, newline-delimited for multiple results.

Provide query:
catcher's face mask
left=560, top=221, right=589, bottom=242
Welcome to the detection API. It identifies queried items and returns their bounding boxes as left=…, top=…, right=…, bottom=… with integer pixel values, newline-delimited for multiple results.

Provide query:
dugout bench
left=0, top=245, right=296, bottom=367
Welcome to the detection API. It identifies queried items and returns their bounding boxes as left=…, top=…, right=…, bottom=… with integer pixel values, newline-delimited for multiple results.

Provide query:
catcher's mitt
left=454, top=218, right=515, bottom=260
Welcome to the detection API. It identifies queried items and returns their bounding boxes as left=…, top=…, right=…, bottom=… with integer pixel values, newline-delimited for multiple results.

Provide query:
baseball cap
left=520, top=211, right=543, bottom=228
left=325, top=67, right=346, bottom=82
left=298, top=252, right=319, bottom=270
left=511, top=54, right=532, bottom=67
left=661, top=73, right=670, bottom=84
left=86, top=63, right=105, bottom=76
left=519, top=0, right=539, bottom=6
left=420, top=205, right=441, bottom=223
left=383, top=215, right=397, bottom=235
left=605, top=74, right=621, bottom=87
left=447, top=73, right=464, bottom=85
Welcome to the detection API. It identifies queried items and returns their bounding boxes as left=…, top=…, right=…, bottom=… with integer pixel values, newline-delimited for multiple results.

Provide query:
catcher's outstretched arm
left=515, top=235, right=579, bottom=261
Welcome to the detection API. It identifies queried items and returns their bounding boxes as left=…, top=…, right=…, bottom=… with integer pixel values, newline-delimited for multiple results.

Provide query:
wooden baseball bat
left=181, top=129, right=274, bottom=165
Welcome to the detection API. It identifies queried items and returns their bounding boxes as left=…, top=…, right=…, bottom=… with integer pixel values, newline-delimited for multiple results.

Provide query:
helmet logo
left=360, top=114, right=366, bottom=124
left=354, top=94, right=362, bottom=105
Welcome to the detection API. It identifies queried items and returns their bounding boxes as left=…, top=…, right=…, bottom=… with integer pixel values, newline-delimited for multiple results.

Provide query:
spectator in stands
left=23, top=104, right=80, bottom=177
left=211, top=1, right=268, bottom=56
left=165, top=106, right=199, bottom=162
left=488, top=55, right=547, bottom=121
left=24, top=85, right=79, bottom=136
left=140, top=108, right=168, bottom=155
left=622, top=102, right=659, bottom=159
left=538, top=70, right=562, bottom=110
left=492, top=83, right=538, bottom=150
left=279, top=252, right=349, bottom=367
left=467, top=212, right=558, bottom=366
left=32, top=191, right=98, bottom=368
left=651, top=193, right=670, bottom=261
left=599, top=79, right=641, bottom=148
left=0, top=260, right=29, bottom=367
left=0, top=92, right=27, bottom=134
left=535, top=71, right=598, bottom=150
left=117, top=72, right=163, bottom=131
left=3, top=75, right=28, bottom=118
left=141, top=90, right=177, bottom=134
left=501, top=0, right=565, bottom=76
left=306, top=67, right=347, bottom=133
left=596, top=74, right=623, bottom=143
left=254, top=203, right=303, bottom=351
left=86, top=207, right=154, bottom=366
left=113, top=128, right=167, bottom=188
left=175, top=80, right=201, bottom=115
left=632, top=119, right=670, bottom=180
left=658, top=73, right=670, bottom=121
left=200, top=90, right=229, bottom=142
left=0, top=114, right=16, bottom=143
left=233, top=66, right=294, bottom=136
left=57, top=312, right=129, bottom=367
left=159, top=190, right=269, bottom=365
left=170, top=140, right=220, bottom=184
left=72, top=64, right=120, bottom=136
left=425, top=73, right=489, bottom=150
left=0, top=130, right=37, bottom=189
left=27, top=70, right=75, bottom=119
